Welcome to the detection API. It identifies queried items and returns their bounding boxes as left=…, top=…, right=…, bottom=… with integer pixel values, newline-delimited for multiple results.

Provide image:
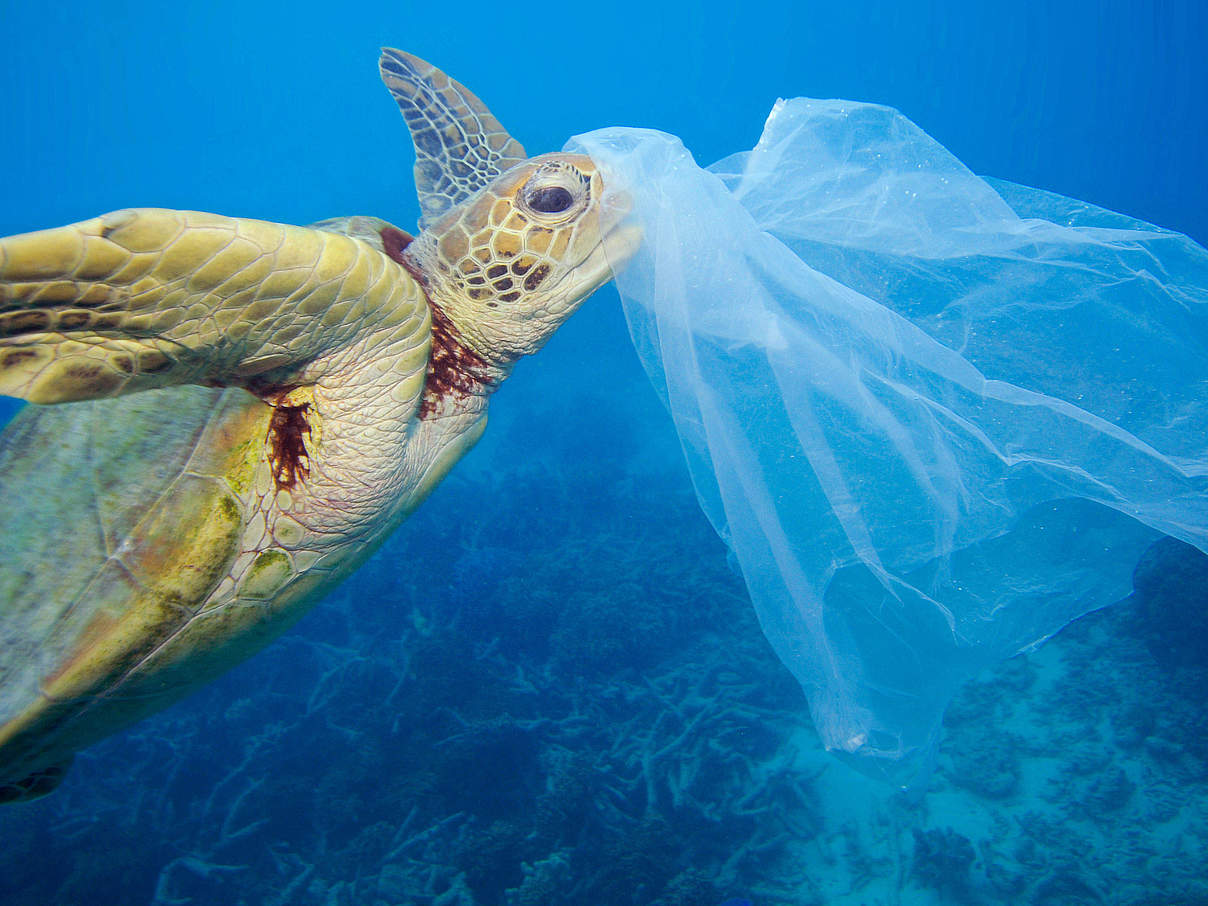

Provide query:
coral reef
left=2, top=391, right=1208, bottom=906
left=1131, top=537, right=1208, bottom=670
left=0, top=433, right=815, bottom=906
left=911, top=827, right=976, bottom=898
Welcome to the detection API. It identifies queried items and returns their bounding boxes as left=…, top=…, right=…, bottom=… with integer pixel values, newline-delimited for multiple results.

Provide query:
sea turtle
left=0, top=49, right=638, bottom=802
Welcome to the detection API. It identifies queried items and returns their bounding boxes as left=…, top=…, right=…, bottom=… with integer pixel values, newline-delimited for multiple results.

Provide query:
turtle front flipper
left=0, top=209, right=415, bottom=404
left=380, top=48, right=527, bottom=227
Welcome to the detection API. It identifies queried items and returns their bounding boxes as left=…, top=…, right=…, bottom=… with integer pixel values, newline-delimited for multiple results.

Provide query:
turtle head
left=378, top=49, right=638, bottom=369
left=402, top=152, right=638, bottom=365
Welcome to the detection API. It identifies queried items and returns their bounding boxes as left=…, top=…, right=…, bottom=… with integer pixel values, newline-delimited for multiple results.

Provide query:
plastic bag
left=568, top=98, right=1208, bottom=782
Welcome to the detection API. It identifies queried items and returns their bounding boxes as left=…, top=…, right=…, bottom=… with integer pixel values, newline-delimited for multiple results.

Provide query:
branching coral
left=911, top=827, right=976, bottom=897
left=8, top=423, right=1208, bottom=906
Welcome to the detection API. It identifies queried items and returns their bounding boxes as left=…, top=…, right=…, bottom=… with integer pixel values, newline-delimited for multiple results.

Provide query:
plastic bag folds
left=568, top=98, right=1208, bottom=783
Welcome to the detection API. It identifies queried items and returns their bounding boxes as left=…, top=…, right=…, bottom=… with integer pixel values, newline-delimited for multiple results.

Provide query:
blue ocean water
left=1, top=1, right=1207, bottom=904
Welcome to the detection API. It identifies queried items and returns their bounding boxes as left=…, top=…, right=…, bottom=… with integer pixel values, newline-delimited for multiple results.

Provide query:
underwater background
left=2, top=1, right=1208, bottom=903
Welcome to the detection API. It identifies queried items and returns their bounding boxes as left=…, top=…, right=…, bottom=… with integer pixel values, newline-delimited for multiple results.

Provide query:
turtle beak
left=601, top=222, right=644, bottom=276
left=595, top=189, right=643, bottom=279
left=563, top=191, right=642, bottom=303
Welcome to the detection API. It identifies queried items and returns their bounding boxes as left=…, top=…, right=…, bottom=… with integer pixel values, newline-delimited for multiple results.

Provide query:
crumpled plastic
left=568, top=98, right=1208, bottom=782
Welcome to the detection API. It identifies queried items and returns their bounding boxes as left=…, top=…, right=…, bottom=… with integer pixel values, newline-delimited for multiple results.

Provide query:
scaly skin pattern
left=378, top=48, right=528, bottom=228
left=403, top=154, right=625, bottom=368
left=0, top=153, right=637, bottom=800
left=0, top=209, right=421, bottom=403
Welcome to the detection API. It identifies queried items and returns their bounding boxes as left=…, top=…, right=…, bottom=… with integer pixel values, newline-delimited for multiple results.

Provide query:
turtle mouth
left=598, top=189, right=642, bottom=266
left=600, top=220, right=644, bottom=273
left=566, top=191, right=644, bottom=296
left=549, top=235, right=634, bottom=316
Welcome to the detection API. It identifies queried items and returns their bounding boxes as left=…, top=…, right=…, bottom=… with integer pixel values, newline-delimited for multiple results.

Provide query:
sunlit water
left=1, top=2, right=1205, bottom=903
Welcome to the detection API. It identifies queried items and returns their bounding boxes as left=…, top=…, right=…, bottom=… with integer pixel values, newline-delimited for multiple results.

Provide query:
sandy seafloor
left=1, top=1, right=1207, bottom=903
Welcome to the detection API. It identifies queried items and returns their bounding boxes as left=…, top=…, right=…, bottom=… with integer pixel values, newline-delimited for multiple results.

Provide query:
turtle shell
left=0, top=385, right=269, bottom=797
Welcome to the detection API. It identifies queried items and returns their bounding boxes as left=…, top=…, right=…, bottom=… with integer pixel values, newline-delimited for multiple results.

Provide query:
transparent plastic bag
left=568, top=99, right=1208, bottom=781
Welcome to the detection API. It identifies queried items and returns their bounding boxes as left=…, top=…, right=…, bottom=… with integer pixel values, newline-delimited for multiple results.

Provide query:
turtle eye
left=527, top=185, right=574, bottom=214
left=518, top=166, right=588, bottom=222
